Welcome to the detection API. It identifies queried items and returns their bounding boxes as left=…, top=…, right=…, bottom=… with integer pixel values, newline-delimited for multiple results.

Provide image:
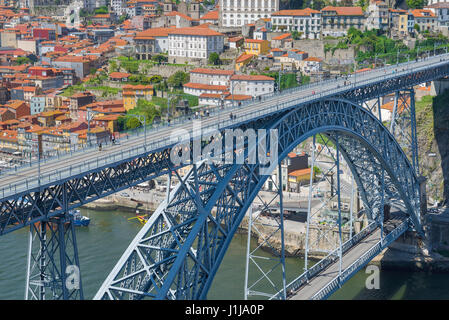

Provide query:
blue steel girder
left=96, top=97, right=422, bottom=300
left=340, top=62, right=449, bottom=102
left=0, top=149, right=181, bottom=235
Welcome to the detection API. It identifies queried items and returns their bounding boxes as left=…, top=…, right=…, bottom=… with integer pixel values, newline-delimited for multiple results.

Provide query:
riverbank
left=82, top=191, right=449, bottom=272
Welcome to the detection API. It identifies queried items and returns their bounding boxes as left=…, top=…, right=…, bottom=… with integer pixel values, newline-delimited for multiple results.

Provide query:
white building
left=220, top=0, right=279, bottom=28
left=189, top=68, right=234, bottom=86
left=111, top=0, right=126, bottom=16
left=168, top=27, right=224, bottom=63
left=366, top=0, right=389, bottom=31
left=271, top=8, right=321, bottom=39
left=230, top=74, right=275, bottom=97
left=425, top=2, right=449, bottom=27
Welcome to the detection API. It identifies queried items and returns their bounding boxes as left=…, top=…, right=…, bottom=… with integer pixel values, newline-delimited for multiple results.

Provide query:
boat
left=69, top=210, right=90, bottom=227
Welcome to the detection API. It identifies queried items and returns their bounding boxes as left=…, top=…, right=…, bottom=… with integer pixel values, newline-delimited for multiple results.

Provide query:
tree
left=208, top=52, right=221, bottom=65
left=14, top=57, right=31, bottom=65
left=406, top=0, right=424, bottom=9
left=414, top=23, right=421, bottom=32
left=152, top=54, right=168, bottom=64
left=167, top=71, right=189, bottom=88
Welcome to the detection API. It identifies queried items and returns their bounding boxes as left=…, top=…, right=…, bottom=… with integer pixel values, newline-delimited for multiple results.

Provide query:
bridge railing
left=310, top=218, right=410, bottom=300
left=5, top=51, right=447, bottom=180
left=277, top=219, right=378, bottom=300
left=2, top=53, right=449, bottom=199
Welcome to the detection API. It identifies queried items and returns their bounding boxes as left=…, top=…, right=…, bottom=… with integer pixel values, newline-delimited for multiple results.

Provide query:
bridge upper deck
left=1, top=53, right=449, bottom=202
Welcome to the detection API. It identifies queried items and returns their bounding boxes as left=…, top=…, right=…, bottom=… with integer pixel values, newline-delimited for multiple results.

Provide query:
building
left=235, top=53, right=254, bottom=71
left=244, top=39, right=270, bottom=56
left=189, top=68, right=234, bottom=86
left=321, top=6, right=365, bottom=37
left=109, top=72, right=131, bottom=82
left=300, top=56, right=323, bottom=75
left=134, top=27, right=172, bottom=60
left=183, top=82, right=228, bottom=97
left=122, top=84, right=154, bottom=111
left=200, top=10, right=219, bottom=25
left=270, top=32, right=292, bottom=49
left=271, top=8, right=321, bottom=39
left=219, top=0, right=279, bottom=28
left=412, top=9, right=437, bottom=32
left=69, top=92, right=95, bottom=118
left=52, top=56, right=91, bottom=79
left=425, top=3, right=449, bottom=27
left=366, top=0, right=389, bottom=31
left=230, top=74, right=275, bottom=97
left=30, top=95, right=46, bottom=115
left=168, top=27, right=224, bottom=63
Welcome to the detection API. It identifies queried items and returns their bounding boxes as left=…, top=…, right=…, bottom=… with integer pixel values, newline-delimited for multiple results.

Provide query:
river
left=0, top=208, right=448, bottom=300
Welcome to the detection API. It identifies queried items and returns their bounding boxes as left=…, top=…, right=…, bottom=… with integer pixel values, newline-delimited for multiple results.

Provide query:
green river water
left=1, top=208, right=449, bottom=300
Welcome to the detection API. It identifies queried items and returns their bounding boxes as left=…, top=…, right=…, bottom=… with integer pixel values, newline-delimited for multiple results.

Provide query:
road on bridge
left=1, top=54, right=447, bottom=198
left=288, top=212, right=408, bottom=300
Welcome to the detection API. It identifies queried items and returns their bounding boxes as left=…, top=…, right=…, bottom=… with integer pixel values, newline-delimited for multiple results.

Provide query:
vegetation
left=94, top=6, right=109, bottom=14
left=14, top=57, right=31, bottom=65
left=406, top=0, right=425, bottom=9
left=262, top=72, right=299, bottom=90
left=167, top=71, right=190, bottom=89
left=208, top=52, right=221, bottom=65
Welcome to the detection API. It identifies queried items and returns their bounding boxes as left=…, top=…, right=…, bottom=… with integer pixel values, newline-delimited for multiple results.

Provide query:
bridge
left=1, top=52, right=449, bottom=300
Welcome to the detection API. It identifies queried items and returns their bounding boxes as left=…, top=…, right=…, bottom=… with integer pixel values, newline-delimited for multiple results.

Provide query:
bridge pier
left=431, top=77, right=449, bottom=95
left=25, top=213, right=83, bottom=300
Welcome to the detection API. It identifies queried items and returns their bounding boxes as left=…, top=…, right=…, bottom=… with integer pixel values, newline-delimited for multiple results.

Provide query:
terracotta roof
left=321, top=6, right=364, bottom=16
left=168, top=27, right=224, bottom=37
left=235, top=53, right=254, bottom=63
left=224, top=94, right=252, bottom=101
left=272, top=33, right=291, bottom=41
left=109, top=72, right=131, bottom=78
left=304, top=57, right=322, bottom=62
left=272, top=8, right=320, bottom=16
left=184, top=82, right=228, bottom=91
left=231, top=74, right=275, bottom=81
left=134, top=27, right=174, bottom=39
left=190, top=68, right=234, bottom=76
left=289, top=168, right=311, bottom=177
left=200, top=10, right=219, bottom=20
left=245, top=39, right=266, bottom=43
left=411, top=9, right=435, bottom=18
left=165, top=11, right=193, bottom=21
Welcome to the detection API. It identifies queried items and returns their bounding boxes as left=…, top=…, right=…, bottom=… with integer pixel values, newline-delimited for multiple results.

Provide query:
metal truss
left=95, top=97, right=422, bottom=300
left=341, top=61, right=449, bottom=102
left=0, top=149, right=178, bottom=235
left=243, top=167, right=286, bottom=300
left=25, top=213, right=83, bottom=300
left=389, top=89, right=419, bottom=175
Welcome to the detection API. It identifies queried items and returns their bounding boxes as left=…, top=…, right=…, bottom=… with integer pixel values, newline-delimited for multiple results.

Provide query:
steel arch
left=96, top=97, right=422, bottom=300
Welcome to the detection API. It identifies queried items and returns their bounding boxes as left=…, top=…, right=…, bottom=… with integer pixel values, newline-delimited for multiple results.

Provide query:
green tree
left=167, top=71, right=189, bottom=88
left=208, top=52, right=221, bottom=65
left=414, top=23, right=421, bottom=32
left=14, top=57, right=31, bottom=65
left=406, top=0, right=424, bottom=9
left=152, top=54, right=168, bottom=64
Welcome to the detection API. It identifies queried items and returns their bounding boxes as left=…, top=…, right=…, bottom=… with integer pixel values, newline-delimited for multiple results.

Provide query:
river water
left=1, top=208, right=449, bottom=300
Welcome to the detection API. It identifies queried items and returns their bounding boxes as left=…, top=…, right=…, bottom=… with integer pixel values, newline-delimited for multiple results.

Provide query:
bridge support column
left=25, top=213, right=83, bottom=300
left=389, top=88, right=419, bottom=176
left=244, top=166, right=287, bottom=300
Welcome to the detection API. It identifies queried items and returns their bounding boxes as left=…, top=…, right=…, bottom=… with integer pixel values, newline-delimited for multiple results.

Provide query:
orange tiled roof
left=190, top=68, right=234, bottom=76
left=272, top=33, right=291, bottom=41
left=184, top=82, right=228, bottom=91
left=321, top=6, right=364, bottom=16
left=272, top=8, right=320, bottom=16
left=231, top=74, right=274, bottom=81
left=200, top=10, right=219, bottom=20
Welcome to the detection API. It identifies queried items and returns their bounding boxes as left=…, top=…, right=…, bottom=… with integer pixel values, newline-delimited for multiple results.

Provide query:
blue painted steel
left=95, top=98, right=422, bottom=300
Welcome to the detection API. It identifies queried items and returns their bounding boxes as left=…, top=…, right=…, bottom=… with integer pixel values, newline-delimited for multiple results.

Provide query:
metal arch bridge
left=0, top=53, right=448, bottom=300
